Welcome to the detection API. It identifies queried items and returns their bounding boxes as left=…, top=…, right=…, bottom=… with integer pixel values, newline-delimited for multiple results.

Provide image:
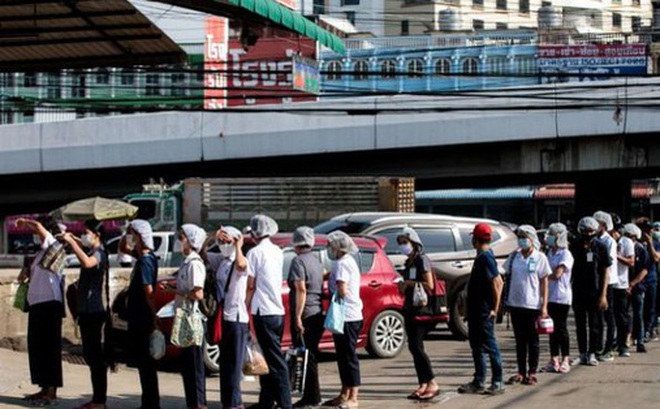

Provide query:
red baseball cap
left=471, top=223, right=493, bottom=241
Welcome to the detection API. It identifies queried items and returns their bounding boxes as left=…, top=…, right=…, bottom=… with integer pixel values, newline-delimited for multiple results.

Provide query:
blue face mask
left=545, top=235, right=556, bottom=247
left=518, top=238, right=531, bottom=250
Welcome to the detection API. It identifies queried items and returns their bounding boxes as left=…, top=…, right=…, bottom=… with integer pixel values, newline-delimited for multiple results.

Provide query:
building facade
left=327, top=0, right=387, bottom=35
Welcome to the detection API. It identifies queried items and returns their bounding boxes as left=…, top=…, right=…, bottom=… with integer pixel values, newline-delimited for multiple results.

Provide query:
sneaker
left=541, top=358, right=559, bottom=373
left=505, top=374, right=524, bottom=385
left=483, top=383, right=505, bottom=396
left=619, top=349, right=631, bottom=358
left=587, top=354, right=599, bottom=366
left=574, top=354, right=587, bottom=366
left=558, top=359, right=571, bottom=373
left=458, top=381, right=485, bottom=394
left=597, top=351, right=614, bottom=362
left=637, top=344, right=647, bottom=353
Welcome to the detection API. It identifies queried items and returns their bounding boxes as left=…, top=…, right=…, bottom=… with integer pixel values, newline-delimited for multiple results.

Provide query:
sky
left=131, top=0, right=207, bottom=44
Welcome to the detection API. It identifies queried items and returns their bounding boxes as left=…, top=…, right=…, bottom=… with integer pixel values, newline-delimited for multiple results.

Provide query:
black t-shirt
left=630, top=241, right=650, bottom=292
left=571, top=238, right=611, bottom=303
left=467, top=249, right=499, bottom=319
left=127, top=252, right=158, bottom=329
left=77, top=246, right=108, bottom=314
left=402, top=253, right=432, bottom=312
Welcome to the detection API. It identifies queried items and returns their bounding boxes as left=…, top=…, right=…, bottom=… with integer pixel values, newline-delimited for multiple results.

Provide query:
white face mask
left=219, top=243, right=235, bottom=258
left=399, top=243, right=413, bottom=256
left=81, top=233, right=94, bottom=248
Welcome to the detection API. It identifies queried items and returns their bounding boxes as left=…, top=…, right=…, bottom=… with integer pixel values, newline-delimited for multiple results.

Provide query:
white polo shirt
left=209, top=253, right=252, bottom=324
left=329, top=254, right=363, bottom=322
left=175, top=251, right=206, bottom=310
left=27, top=233, right=64, bottom=306
left=615, top=236, right=634, bottom=290
left=547, top=248, right=574, bottom=305
left=504, top=249, right=552, bottom=310
left=598, top=233, right=619, bottom=285
left=247, top=238, right=285, bottom=316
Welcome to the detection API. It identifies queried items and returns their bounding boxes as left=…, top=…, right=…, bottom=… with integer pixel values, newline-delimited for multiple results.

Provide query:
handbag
left=149, top=329, right=166, bottom=360
left=39, top=242, right=66, bottom=274
left=324, top=293, right=345, bottom=335
left=13, top=282, right=29, bottom=313
left=243, top=337, right=269, bottom=376
left=171, top=301, right=205, bottom=348
left=412, top=282, right=429, bottom=307
left=414, top=271, right=446, bottom=317
left=287, top=336, right=309, bottom=396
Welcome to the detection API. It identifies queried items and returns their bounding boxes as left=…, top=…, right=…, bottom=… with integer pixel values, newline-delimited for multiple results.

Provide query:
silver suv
left=315, top=212, right=517, bottom=338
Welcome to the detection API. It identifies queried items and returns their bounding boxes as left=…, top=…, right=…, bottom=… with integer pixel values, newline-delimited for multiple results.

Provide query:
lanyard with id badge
left=527, top=257, right=537, bottom=274
left=586, top=251, right=594, bottom=263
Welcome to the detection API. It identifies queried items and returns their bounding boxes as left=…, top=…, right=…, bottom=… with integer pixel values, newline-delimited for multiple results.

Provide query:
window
left=473, top=19, right=484, bottom=30
left=381, top=60, right=397, bottom=79
left=145, top=72, right=161, bottom=96
left=326, top=61, right=343, bottom=80
left=24, top=72, right=37, bottom=87
left=407, top=59, right=424, bottom=78
left=472, top=0, right=484, bottom=7
left=519, top=0, right=530, bottom=14
left=435, top=58, right=451, bottom=75
left=171, top=71, right=186, bottom=96
left=496, top=23, right=508, bottom=30
left=459, top=228, right=501, bottom=250
left=96, top=68, right=110, bottom=85
left=416, top=228, right=456, bottom=253
left=401, top=20, right=409, bottom=36
left=632, top=16, right=642, bottom=31
left=496, top=0, right=507, bottom=11
left=517, top=56, right=536, bottom=75
left=612, top=13, right=622, bottom=28
left=313, top=0, right=325, bottom=15
left=71, top=70, right=87, bottom=98
left=345, top=11, right=356, bottom=25
left=341, top=0, right=359, bottom=5
left=121, top=68, right=135, bottom=85
left=488, top=57, right=507, bottom=75
left=0, top=73, right=15, bottom=88
left=191, top=63, right=205, bottom=83
left=47, top=72, right=61, bottom=99
left=354, top=60, right=369, bottom=80
left=463, top=58, right=478, bottom=74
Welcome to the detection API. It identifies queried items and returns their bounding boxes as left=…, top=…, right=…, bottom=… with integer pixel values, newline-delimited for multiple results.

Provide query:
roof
left=330, top=212, right=500, bottom=226
left=534, top=184, right=653, bottom=200
left=416, top=187, right=534, bottom=200
left=0, top=0, right=185, bottom=72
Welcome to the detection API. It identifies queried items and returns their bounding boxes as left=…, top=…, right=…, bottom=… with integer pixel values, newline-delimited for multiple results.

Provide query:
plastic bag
left=243, top=338, right=269, bottom=376
left=287, top=345, right=309, bottom=396
left=412, top=282, right=428, bottom=307
left=324, top=293, right=345, bottom=335
left=149, top=329, right=166, bottom=360
left=13, top=282, right=29, bottom=312
left=536, top=316, right=554, bottom=335
left=171, top=304, right=205, bottom=348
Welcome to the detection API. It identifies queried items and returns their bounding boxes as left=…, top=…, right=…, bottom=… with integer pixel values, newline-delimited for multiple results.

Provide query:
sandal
left=23, top=392, right=45, bottom=401
left=322, top=397, right=346, bottom=407
left=29, top=397, right=58, bottom=407
left=523, top=374, right=538, bottom=385
left=505, top=374, right=524, bottom=385
left=418, top=388, right=440, bottom=401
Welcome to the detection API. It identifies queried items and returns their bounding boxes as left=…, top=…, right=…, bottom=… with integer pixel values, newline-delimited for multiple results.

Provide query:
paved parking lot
left=0, top=323, right=659, bottom=409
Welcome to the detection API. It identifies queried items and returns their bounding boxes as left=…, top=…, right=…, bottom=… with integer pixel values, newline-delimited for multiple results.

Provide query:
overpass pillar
left=575, top=175, right=631, bottom=225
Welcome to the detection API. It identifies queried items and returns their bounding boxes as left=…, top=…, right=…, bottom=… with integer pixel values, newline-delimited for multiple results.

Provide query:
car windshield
left=314, top=220, right=369, bottom=234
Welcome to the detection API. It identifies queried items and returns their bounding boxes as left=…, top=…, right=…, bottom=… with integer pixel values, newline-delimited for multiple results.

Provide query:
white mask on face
left=219, top=243, right=235, bottom=258
left=81, top=233, right=94, bottom=248
left=399, top=243, right=413, bottom=256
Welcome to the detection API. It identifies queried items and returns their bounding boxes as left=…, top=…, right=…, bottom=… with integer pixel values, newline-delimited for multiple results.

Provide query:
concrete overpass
left=1, top=78, right=660, bottom=218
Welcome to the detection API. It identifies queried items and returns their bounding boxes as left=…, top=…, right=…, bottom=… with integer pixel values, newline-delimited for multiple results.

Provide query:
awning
left=0, top=0, right=186, bottom=72
left=416, top=187, right=534, bottom=201
left=157, top=0, right=346, bottom=54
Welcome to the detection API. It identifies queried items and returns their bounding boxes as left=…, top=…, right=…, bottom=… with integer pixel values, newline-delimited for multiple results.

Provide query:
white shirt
left=598, top=233, right=619, bottom=285
left=27, top=233, right=64, bottom=306
left=329, top=255, right=363, bottom=322
left=504, top=249, right=552, bottom=310
left=615, top=236, right=634, bottom=290
left=547, top=248, right=574, bottom=305
left=247, top=238, right=285, bottom=316
left=175, top=251, right=206, bottom=310
left=209, top=253, right=251, bottom=324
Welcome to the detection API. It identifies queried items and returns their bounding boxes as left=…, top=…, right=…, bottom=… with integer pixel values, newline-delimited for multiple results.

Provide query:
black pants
left=600, top=285, right=616, bottom=353
left=644, top=281, right=657, bottom=336
left=333, top=321, right=363, bottom=388
left=548, top=303, right=570, bottom=357
left=573, top=300, right=601, bottom=355
left=127, top=325, right=160, bottom=409
left=630, top=289, right=645, bottom=345
left=404, top=317, right=434, bottom=384
left=613, top=289, right=630, bottom=353
left=254, top=315, right=292, bottom=409
left=220, top=320, right=248, bottom=408
left=79, top=312, right=107, bottom=404
left=28, top=301, right=63, bottom=388
left=291, top=313, right=325, bottom=405
left=510, top=307, right=540, bottom=376
left=181, top=345, right=206, bottom=408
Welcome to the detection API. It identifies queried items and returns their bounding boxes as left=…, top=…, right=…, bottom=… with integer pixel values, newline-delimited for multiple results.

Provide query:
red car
left=112, top=234, right=449, bottom=373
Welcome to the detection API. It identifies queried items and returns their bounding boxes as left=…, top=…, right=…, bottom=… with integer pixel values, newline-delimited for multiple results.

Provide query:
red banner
left=204, top=17, right=229, bottom=110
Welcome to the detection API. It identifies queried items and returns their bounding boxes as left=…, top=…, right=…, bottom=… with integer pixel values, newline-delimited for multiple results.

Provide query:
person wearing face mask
left=61, top=220, right=109, bottom=409
left=503, top=225, right=551, bottom=386
left=244, top=215, right=292, bottom=409
left=570, top=217, right=611, bottom=366
left=120, top=220, right=160, bottom=409
left=626, top=223, right=650, bottom=353
left=611, top=225, right=634, bottom=357
left=204, top=226, right=250, bottom=409
left=161, top=224, right=207, bottom=409
left=592, top=211, right=618, bottom=362
left=395, top=227, right=440, bottom=401
left=541, top=223, right=574, bottom=374
left=641, top=220, right=660, bottom=342
left=287, top=226, right=325, bottom=408
left=324, top=231, right=363, bottom=409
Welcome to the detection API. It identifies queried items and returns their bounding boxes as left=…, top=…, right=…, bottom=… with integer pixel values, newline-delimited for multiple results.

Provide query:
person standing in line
left=626, top=224, right=649, bottom=353
left=593, top=211, right=618, bottom=362
left=570, top=217, right=611, bottom=366
left=62, top=220, right=109, bottom=409
left=204, top=226, right=250, bottom=409
left=611, top=225, right=635, bottom=357
left=163, top=224, right=207, bottom=409
left=288, top=227, right=325, bottom=408
left=642, top=221, right=659, bottom=342
left=542, top=223, right=575, bottom=373
left=120, top=220, right=160, bottom=409
left=396, top=227, right=440, bottom=401
left=245, top=215, right=292, bottom=409
left=458, top=223, right=504, bottom=396
left=16, top=216, right=65, bottom=406
left=323, top=231, right=363, bottom=409
left=503, top=225, right=551, bottom=386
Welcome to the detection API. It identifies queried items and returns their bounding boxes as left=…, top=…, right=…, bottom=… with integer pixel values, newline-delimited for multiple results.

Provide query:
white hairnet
left=327, top=231, right=358, bottom=255
left=547, top=223, right=569, bottom=249
left=578, top=217, right=599, bottom=235
left=181, top=224, right=206, bottom=252
left=517, top=224, right=541, bottom=250
left=623, top=223, right=642, bottom=240
left=292, top=226, right=315, bottom=248
left=397, top=227, right=423, bottom=249
left=593, top=211, right=614, bottom=232
left=221, top=226, right=243, bottom=241
left=249, top=215, right=278, bottom=238
left=130, top=219, right=154, bottom=250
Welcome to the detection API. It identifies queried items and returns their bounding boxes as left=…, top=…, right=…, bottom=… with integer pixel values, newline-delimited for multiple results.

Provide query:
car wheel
left=203, top=342, right=220, bottom=374
left=366, top=310, right=407, bottom=358
left=448, top=284, right=469, bottom=340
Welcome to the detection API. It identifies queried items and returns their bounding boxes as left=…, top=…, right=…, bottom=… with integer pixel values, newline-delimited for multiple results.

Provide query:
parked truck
left=124, top=177, right=416, bottom=232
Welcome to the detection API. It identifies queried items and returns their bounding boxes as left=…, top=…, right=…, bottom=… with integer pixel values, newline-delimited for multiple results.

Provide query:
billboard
left=538, top=44, right=648, bottom=83
left=276, top=0, right=298, bottom=9
left=204, top=17, right=229, bottom=110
